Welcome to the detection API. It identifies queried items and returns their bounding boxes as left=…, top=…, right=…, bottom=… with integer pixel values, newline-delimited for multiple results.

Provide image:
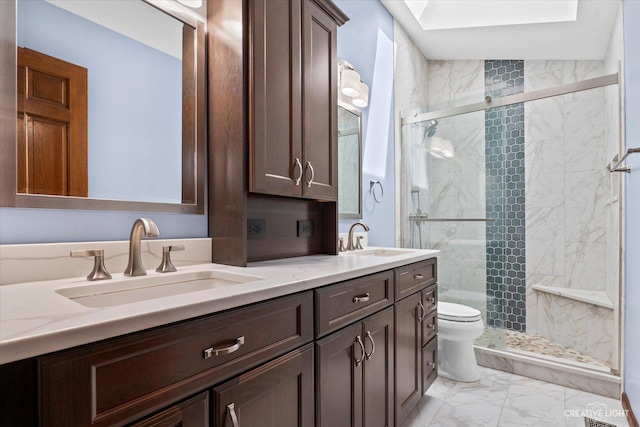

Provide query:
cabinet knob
left=414, top=273, right=424, bottom=280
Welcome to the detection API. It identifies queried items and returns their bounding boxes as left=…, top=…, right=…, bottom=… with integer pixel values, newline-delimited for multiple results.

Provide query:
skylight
left=404, top=0, right=579, bottom=31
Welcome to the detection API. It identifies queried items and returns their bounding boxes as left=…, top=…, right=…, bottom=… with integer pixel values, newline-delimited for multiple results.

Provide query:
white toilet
left=437, top=301, right=484, bottom=382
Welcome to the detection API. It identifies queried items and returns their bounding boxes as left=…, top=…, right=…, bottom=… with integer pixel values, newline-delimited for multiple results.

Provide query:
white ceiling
left=380, top=0, right=621, bottom=60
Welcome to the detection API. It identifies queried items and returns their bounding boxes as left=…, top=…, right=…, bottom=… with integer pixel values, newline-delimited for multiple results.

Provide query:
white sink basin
left=343, top=248, right=416, bottom=257
left=56, top=270, right=263, bottom=308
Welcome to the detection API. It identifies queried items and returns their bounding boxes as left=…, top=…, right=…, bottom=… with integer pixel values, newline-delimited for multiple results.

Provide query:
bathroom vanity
left=0, top=250, right=438, bottom=426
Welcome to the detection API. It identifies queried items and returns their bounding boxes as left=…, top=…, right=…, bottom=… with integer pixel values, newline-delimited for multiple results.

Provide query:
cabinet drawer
left=423, top=283, right=437, bottom=313
left=395, top=258, right=437, bottom=301
left=39, top=292, right=313, bottom=427
left=422, top=308, right=437, bottom=346
left=315, top=270, right=393, bottom=337
left=422, top=336, right=438, bottom=394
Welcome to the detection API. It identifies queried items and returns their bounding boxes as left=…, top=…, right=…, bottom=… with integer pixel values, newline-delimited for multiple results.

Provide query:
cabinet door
left=362, top=307, right=394, bottom=427
left=250, top=0, right=303, bottom=197
left=130, top=392, right=209, bottom=427
left=213, top=344, right=314, bottom=427
left=316, top=322, right=363, bottom=427
left=394, top=292, right=422, bottom=426
left=301, top=0, right=338, bottom=200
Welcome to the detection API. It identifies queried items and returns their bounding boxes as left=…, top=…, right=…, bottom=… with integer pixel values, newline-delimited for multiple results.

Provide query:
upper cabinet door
left=250, top=0, right=303, bottom=197
left=302, top=0, right=338, bottom=201
left=250, top=0, right=340, bottom=201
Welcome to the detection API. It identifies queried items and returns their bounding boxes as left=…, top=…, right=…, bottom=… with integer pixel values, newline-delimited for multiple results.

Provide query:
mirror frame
left=0, top=0, right=206, bottom=214
left=338, top=99, right=362, bottom=219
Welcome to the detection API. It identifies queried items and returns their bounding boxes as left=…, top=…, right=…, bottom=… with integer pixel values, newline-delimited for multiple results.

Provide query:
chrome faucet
left=346, top=222, right=369, bottom=251
left=124, top=218, right=160, bottom=276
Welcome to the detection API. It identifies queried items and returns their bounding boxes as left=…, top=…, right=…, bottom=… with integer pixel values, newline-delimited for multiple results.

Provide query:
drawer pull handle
left=227, top=403, right=239, bottom=427
left=414, top=273, right=424, bottom=280
left=353, top=293, right=370, bottom=303
left=429, top=323, right=437, bottom=331
left=417, top=301, right=427, bottom=321
left=365, top=331, right=375, bottom=360
left=428, top=297, right=436, bottom=305
left=427, top=361, right=436, bottom=369
left=354, top=335, right=366, bottom=367
left=203, top=336, right=245, bottom=359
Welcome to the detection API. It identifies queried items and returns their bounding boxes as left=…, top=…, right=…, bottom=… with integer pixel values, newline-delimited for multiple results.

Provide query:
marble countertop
left=0, top=248, right=438, bottom=365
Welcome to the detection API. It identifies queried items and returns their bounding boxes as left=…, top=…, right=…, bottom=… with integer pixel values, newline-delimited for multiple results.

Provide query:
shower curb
left=475, top=345, right=621, bottom=399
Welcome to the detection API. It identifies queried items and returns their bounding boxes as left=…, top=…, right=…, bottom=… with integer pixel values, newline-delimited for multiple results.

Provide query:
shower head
left=425, top=119, right=438, bottom=138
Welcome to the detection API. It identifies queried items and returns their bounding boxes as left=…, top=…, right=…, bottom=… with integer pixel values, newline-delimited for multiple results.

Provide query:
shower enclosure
left=400, top=63, right=622, bottom=374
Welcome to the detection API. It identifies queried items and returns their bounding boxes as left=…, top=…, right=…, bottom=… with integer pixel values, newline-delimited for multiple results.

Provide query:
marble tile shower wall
left=484, top=60, right=526, bottom=331
left=524, top=60, right=615, bottom=366
left=394, top=22, right=430, bottom=249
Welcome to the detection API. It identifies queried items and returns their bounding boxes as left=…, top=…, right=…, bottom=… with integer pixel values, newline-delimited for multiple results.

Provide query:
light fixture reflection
left=338, top=59, right=369, bottom=110
left=340, top=69, right=361, bottom=97
left=352, top=82, right=369, bottom=107
left=427, top=136, right=454, bottom=158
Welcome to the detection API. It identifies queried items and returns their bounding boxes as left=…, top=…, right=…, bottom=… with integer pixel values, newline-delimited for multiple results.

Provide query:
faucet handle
left=355, top=235, right=364, bottom=250
left=70, top=249, right=112, bottom=281
left=338, top=237, right=346, bottom=252
left=156, top=245, right=185, bottom=273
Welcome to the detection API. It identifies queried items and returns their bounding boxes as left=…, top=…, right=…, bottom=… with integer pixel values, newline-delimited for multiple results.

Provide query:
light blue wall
left=335, top=0, right=395, bottom=247
left=623, top=0, right=640, bottom=415
left=18, top=0, right=182, bottom=203
left=2, top=0, right=208, bottom=245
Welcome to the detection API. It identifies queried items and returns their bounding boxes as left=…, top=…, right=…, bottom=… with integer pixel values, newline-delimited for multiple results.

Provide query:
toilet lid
left=437, top=301, right=482, bottom=322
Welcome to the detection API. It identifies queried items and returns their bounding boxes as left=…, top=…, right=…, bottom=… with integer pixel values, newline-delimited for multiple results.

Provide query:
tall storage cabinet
left=209, top=0, right=347, bottom=266
left=250, top=0, right=342, bottom=200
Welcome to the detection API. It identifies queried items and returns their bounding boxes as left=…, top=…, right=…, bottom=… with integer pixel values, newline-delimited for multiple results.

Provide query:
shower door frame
left=399, top=70, right=625, bottom=374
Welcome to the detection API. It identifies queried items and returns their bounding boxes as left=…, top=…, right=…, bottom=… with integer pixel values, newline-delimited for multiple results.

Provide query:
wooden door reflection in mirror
left=17, top=47, right=88, bottom=197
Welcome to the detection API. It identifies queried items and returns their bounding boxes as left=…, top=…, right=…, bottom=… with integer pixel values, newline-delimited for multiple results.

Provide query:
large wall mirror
left=338, top=100, right=362, bottom=219
left=0, top=0, right=206, bottom=214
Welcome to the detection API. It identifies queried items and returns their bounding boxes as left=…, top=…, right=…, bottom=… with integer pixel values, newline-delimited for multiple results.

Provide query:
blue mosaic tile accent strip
left=485, top=60, right=526, bottom=332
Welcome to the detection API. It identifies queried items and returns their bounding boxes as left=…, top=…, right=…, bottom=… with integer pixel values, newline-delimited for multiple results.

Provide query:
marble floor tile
left=401, top=367, right=629, bottom=427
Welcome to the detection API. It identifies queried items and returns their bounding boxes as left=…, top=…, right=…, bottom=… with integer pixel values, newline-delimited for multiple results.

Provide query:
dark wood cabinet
left=250, top=0, right=343, bottom=200
left=209, top=0, right=347, bottom=266
left=394, top=291, right=423, bottom=426
left=213, top=344, right=314, bottom=427
left=393, top=260, right=438, bottom=426
left=0, top=258, right=440, bottom=427
left=316, top=306, right=394, bottom=427
left=129, top=392, right=209, bottom=427
left=37, top=292, right=313, bottom=426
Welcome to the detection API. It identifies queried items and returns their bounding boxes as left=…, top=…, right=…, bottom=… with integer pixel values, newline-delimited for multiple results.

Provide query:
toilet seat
left=438, top=301, right=482, bottom=322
